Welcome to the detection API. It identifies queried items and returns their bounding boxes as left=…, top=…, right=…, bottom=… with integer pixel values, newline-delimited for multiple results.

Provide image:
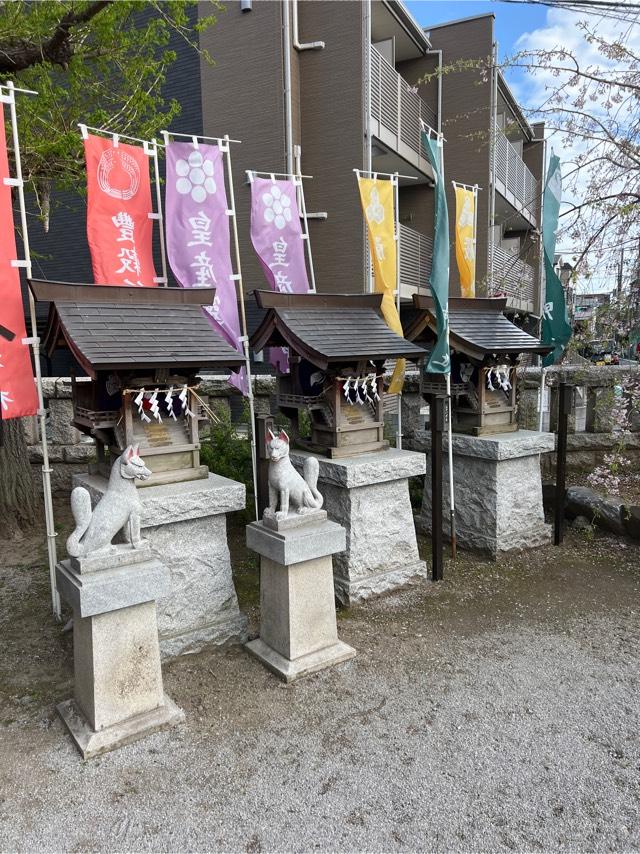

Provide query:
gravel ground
left=1, top=509, right=639, bottom=853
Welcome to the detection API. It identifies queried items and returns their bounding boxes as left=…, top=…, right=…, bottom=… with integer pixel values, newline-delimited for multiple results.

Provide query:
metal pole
left=282, top=0, right=293, bottom=176
left=295, top=149, right=317, bottom=294
left=393, top=172, right=402, bottom=449
left=223, top=134, right=259, bottom=520
left=538, top=365, right=548, bottom=431
left=430, top=393, right=444, bottom=581
left=554, top=381, right=571, bottom=545
left=472, top=184, right=479, bottom=297
left=5, top=80, right=61, bottom=619
left=149, top=138, right=168, bottom=286
left=439, top=136, right=456, bottom=559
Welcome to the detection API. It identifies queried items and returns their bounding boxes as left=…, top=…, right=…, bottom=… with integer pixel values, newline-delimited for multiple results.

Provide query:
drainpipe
left=291, top=0, right=325, bottom=50
left=282, top=0, right=294, bottom=174
left=425, top=48, right=442, bottom=135
left=364, top=0, right=373, bottom=293
left=488, top=39, right=498, bottom=295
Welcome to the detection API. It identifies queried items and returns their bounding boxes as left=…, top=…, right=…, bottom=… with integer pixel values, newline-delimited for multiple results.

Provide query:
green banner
left=422, top=131, right=450, bottom=374
left=541, top=154, right=572, bottom=366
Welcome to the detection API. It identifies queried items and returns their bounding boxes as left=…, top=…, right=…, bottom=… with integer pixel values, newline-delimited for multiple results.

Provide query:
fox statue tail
left=303, top=457, right=324, bottom=510
left=66, top=487, right=93, bottom=558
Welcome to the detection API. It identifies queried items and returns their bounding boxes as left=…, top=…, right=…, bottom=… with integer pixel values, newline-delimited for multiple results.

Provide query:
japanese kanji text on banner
left=250, top=176, right=311, bottom=372
left=357, top=176, right=405, bottom=394
left=83, top=134, right=157, bottom=287
left=0, top=104, right=37, bottom=419
left=454, top=185, right=476, bottom=298
left=165, top=141, right=247, bottom=394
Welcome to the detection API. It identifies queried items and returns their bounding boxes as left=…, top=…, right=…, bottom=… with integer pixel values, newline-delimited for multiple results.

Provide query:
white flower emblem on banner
left=366, top=187, right=385, bottom=224
left=0, top=389, right=13, bottom=411
left=97, top=148, right=140, bottom=201
left=175, top=150, right=217, bottom=203
left=262, top=185, right=292, bottom=230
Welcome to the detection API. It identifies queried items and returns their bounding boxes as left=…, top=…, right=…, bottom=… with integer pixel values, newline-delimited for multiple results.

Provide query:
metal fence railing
left=490, top=244, right=536, bottom=304
left=371, top=46, right=437, bottom=164
left=399, top=223, right=433, bottom=293
left=494, top=127, right=538, bottom=221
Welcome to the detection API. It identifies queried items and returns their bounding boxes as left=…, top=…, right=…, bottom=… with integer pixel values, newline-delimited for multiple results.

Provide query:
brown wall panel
left=429, top=15, right=494, bottom=295
left=199, top=1, right=286, bottom=295
left=298, top=0, right=367, bottom=294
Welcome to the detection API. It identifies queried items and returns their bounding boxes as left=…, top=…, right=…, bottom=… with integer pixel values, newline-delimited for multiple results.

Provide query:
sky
left=404, top=0, right=548, bottom=60
left=403, top=1, right=634, bottom=294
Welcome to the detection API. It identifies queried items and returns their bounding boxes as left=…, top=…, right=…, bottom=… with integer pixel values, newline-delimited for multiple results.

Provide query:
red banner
left=0, top=108, right=37, bottom=420
left=84, top=134, right=157, bottom=287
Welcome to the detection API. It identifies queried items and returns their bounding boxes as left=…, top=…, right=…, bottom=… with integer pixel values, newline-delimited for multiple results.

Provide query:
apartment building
left=426, top=13, right=545, bottom=317
left=198, top=0, right=439, bottom=299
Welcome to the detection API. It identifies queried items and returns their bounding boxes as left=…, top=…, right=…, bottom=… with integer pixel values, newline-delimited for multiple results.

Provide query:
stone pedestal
left=417, top=430, right=554, bottom=558
left=245, top=512, right=355, bottom=682
left=55, top=544, right=184, bottom=759
left=73, top=472, right=247, bottom=658
left=290, top=449, right=427, bottom=605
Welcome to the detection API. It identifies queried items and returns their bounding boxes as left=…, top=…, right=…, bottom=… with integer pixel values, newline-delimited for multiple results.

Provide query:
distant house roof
left=405, top=295, right=552, bottom=360
left=250, top=291, right=426, bottom=369
left=32, top=280, right=244, bottom=378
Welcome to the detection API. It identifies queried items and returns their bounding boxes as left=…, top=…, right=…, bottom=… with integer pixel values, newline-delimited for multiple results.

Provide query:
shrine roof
left=250, top=291, right=426, bottom=369
left=37, top=281, right=243, bottom=377
left=404, top=295, right=553, bottom=360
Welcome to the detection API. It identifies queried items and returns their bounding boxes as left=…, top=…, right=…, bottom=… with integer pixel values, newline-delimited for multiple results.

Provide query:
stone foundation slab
left=291, top=449, right=427, bottom=606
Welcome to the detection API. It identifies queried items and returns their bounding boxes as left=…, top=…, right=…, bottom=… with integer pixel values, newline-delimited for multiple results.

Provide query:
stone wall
left=23, top=378, right=96, bottom=494
left=398, top=364, right=640, bottom=479
left=25, top=375, right=278, bottom=494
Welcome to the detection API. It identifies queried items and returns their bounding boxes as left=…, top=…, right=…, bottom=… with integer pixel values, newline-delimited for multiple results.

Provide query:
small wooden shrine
left=33, top=279, right=244, bottom=486
left=250, top=290, right=425, bottom=457
left=404, top=295, right=552, bottom=436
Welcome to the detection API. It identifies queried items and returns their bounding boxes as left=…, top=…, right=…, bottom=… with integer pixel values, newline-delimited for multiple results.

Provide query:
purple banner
left=250, top=176, right=310, bottom=371
left=165, top=141, right=247, bottom=395
left=250, top=176, right=310, bottom=294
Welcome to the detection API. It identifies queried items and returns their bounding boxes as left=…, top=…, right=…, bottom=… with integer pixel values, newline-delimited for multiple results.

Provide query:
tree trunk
left=0, top=417, right=37, bottom=539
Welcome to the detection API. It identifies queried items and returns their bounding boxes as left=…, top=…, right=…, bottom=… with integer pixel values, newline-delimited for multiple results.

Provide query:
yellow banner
left=454, top=185, right=476, bottom=298
left=357, top=176, right=405, bottom=394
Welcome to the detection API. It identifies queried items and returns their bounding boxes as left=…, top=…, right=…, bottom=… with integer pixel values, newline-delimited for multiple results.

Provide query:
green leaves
left=1, top=1, right=216, bottom=217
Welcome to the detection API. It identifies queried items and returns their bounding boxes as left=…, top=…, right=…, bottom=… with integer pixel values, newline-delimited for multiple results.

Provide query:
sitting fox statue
left=66, top=445, right=151, bottom=558
left=264, top=430, right=324, bottom=520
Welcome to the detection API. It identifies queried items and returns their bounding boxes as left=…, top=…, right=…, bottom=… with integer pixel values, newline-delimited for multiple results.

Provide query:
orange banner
left=0, top=107, right=37, bottom=419
left=84, top=134, right=157, bottom=287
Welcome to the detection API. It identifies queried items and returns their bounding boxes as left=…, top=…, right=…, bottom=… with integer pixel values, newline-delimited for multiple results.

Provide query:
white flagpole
left=472, top=184, right=479, bottom=297
left=222, top=135, right=259, bottom=519
left=294, top=149, right=317, bottom=294
left=393, top=171, right=402, bottom=449
left=148, top=138, right=168, bottom=287
left=439, top=136, right=457, bottom=559
left=3, top=80, right=61, bottom=618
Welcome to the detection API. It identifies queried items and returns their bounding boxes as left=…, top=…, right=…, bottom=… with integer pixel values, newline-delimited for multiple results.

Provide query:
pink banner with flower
left=250, top=176, right=310, bottom=371
left=165, top=141, right=246, bottom=394
left=250, top=176, right=310, bottom=294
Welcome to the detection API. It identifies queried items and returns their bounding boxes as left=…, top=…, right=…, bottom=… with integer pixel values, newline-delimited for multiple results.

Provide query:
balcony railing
left=399, top=223, right=433, bottom=294
left=370, top=45, right=437, bottom=169
left=493, top=127, right=538, bottom=222
left=489, top=244, right=536, bottom=307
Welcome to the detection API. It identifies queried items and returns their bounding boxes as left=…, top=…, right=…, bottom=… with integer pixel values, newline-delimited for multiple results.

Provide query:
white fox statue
left=66, top=445, right=151, bottom=558
left=264, top=430, right=324, bottom=520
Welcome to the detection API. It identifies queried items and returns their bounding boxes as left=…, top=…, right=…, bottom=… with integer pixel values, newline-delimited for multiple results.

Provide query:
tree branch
left=0, top=1, right=112, bottom=73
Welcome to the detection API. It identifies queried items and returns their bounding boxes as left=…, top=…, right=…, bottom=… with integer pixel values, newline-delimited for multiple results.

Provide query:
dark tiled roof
left=448, top=308, right=550, bottom=355
left=251, top=305, right=426, bottom=368
left=405, top=295, right=551, bottom=358
left=46, top=301, right=244, bottom=377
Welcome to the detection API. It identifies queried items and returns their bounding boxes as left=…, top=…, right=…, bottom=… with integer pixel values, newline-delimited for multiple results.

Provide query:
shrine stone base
left=73, top=472, right=247, bottom=658
left=245, top=515, right=355, bottom=682
left=416, top=430, right=554, bottom=558
left=55, top=544, right=184, bottom=759
left=290, top=449, right=427, bottom=606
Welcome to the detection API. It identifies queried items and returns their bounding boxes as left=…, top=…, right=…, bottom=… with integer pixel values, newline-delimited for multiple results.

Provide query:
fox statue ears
left=125, top=444, right=140, bottom=461
left=267, top=429, right=290, bottom=445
